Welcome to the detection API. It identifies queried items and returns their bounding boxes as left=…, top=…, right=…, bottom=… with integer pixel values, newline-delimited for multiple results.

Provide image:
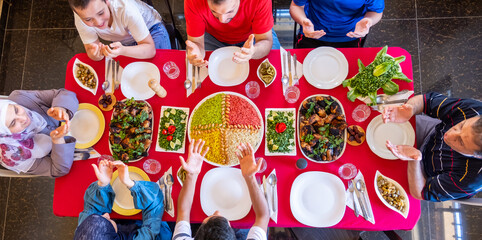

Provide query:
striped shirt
left=420, top=92, right=482, bottom=201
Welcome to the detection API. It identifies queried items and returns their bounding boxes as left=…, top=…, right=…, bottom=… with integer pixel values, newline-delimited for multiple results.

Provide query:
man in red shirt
left=185, top=0, right=280, bottom=66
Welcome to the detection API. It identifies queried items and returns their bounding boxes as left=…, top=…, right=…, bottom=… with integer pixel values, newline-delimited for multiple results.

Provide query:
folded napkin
left=345, top=171, right=375, bottom=224
left=157, top=167, right=175, bottom=217
left=280, top=47, right=303, bottom=93
left=186, top=59, right=208, bottom=98
left=260, top=169, right=278, bottom=223
left=104, top=57, right=124, bottom=93
left=73, top=147, right=100, bottom=161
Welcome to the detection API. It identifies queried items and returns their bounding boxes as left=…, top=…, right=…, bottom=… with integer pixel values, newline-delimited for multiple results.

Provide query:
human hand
left=47, top=107, right=70, bottom=125
left=101, top=42, right=123, bottom=58
left=179, top=139, right=209, bottom=176
left=92, top=160, right=114, bottom=186
left=386, top=140, right=422, bottom=161
left=347, top=18, right=372, bottom=38
left=50, top=124, right=69, bottom=144
left=236, top=142, right=261, bottom=178
left=86, top=42, right=105, bottom=60
left=113, top=161, right=134, bottom=188
left=382, top=104, right=414, bottom=123
left=301, top=18, right=326, bottom=39
left=233, top=34, right=255, bottom=63
left=186, top=40, right=208, bottom=67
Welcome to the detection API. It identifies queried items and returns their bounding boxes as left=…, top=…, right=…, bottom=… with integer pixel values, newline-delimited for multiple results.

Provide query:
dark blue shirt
left=421, top=92, right=482, bottom=201
left=293, top=0, right=385, bottom=42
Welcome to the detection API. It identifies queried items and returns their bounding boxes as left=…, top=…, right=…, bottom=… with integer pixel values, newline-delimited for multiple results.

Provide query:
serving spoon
left=268, top=173, right=277, bottom=212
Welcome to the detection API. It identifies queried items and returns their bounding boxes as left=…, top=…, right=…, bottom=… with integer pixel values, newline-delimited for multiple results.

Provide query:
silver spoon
left=184, top=57, right=192, bottom=89
left=102, top=81, right=110, bottom=91
left=164, top=174, right=174, bottom=211
left=268, top=173, right=277, bottom=212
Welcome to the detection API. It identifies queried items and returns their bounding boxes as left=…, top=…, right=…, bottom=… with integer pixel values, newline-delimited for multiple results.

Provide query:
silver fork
left=281, top=53, right=289, bottom=86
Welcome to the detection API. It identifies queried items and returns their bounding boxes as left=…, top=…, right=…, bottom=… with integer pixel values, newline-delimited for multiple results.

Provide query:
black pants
left=295, top=34, right=367, bottom=49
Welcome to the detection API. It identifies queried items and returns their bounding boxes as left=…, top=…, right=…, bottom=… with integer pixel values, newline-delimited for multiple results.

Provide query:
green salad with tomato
left=266, top=109, right=296, bottom=154
left=158, top=108, right=188, bottom=151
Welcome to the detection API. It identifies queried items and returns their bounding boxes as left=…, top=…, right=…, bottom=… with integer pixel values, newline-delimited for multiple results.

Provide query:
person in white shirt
left=69, top=0, right=171, bottom=61
left=173, top=139, right=269, bottom=240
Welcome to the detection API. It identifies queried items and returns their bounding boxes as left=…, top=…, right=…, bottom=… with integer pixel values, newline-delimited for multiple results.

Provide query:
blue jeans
left=204, top=29, right=281, bottom=51
left=149, top=22, right=171, bottom=49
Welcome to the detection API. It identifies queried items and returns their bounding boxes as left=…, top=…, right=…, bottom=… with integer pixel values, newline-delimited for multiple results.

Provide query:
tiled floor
left=0, top=0, right=481, bottom=239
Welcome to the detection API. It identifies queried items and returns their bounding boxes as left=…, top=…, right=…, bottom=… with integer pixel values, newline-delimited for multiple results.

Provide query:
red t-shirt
left=185, top=0, right=274, bottom=44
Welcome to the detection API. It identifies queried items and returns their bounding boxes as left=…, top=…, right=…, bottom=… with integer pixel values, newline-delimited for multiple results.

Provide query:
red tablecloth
left=54, top=47, right=420, bottom=230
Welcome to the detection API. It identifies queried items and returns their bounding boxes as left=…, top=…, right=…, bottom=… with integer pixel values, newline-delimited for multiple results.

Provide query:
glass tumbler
left=352, top=104, right=371, bottom=122
left=97, top=155, right=114, bottom=165
left=256, top=157, right=267, bottom=173
left=284, top=86, right=300, bottom=103
left=143, top=159, right=162, bottom=175
left=338, top=163, right=358, bottom=180
left=163, top=61, right=180, bottom=79
left=245, top=81, right=260, bottom=99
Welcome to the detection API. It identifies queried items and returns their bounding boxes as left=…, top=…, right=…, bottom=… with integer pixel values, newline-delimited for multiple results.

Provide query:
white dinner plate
left=290, top=171, right=346, bottom=227
left=366, top=115, right=415, bottom=159
left=200, top=168, right=252, bottom=221
left=69, top=103, right=104, bottom=149
left=208, top=46, right=249, bottom=86
left=121, top=62, right=160, bottom=100
left=303, top=47, right=348, bottom=89
left=111, top=166, right=150, bottom=216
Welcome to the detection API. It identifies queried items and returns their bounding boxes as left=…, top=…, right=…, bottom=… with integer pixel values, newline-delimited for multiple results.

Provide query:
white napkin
left=345, top=171, right=375, bottom=224
left=157, top=167, right=175, bottom=217
left=73, top=147, right=100, bottom=161
left=261, top=169, right=278, bottom=223
left=279, top=47, right=303, bottom=93
left=186, top=60, right=208, bottom=98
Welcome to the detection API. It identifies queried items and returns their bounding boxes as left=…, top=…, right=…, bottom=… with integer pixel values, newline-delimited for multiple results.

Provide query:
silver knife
left=360, top=180, right=374, bottom=221
left=105, top=58, right=111, bottom=89
left=115, top=61, right=120, bottom=90
left=111, top=59, right=115, bottom=92
left=351, top=179, right=368, bottom=219
left=262, top=175, right=271, bottom=213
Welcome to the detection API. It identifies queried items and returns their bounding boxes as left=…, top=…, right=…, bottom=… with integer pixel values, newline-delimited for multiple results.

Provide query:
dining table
left=54, top=47, right=421, bottom=231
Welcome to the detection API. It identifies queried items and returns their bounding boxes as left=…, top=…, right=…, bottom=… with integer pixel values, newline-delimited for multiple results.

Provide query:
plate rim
left=111, top=166, right=150, bottom=216
left=302, top=47, right=348, bottom=89
left=199, top=167, right=252, bottom=221
left=187, top=91, right=264, bottom=167
left=208, top=46, right=250, bottom=87
left=120, top=61, right=160, bottom=100
left=72, top=103, right=105, bottom=149
left=290, top=171, right=346, bottom=227
left=366, top=115, right=415, bottom=159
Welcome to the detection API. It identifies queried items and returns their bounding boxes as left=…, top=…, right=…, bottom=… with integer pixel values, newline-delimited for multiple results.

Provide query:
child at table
left=0, top=89, right=79, bottom=177
left=74, top=160, right=172, bottom=239
left=68, top=0, right=171, bottom=61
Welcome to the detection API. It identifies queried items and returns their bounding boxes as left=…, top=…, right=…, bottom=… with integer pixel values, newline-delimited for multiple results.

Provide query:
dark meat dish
left=109, top=98, right=152, bottom=162
left=299, top=95, right=347, bottom=162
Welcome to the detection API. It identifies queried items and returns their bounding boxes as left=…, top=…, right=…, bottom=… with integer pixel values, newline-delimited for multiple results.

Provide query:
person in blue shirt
left=290, top=0, right=385, bottom=48
left=383, top=92, right=482, bottom=202
left=73, top=160, right=172, bottom=239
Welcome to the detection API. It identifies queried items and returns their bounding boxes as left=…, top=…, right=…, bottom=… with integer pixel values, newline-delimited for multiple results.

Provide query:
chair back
left=451, top=198, right=482, bottom=207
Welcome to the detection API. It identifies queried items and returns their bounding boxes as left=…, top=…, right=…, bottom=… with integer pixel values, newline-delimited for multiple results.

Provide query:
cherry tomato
left=275, top=122, right=287, bottom=133
left=168, top=125, right=176, bottom=134
left=166, top=135, right=173, bottom=141
left=161, top=129, right=168, bottom=135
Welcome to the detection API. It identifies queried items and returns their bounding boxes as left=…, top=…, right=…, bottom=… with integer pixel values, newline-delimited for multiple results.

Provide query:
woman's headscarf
left=0, top=99, right=52, bottom=173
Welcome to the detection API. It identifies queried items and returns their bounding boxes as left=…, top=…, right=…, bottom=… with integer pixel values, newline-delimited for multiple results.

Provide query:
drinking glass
left=245, top=81, right=260, bottom=99
left=284, top=86, right=300, bottom=103
left=338, top=163, right=357, bottom=180
left=352, top=104, right=371, bottom=122
left=97, top=155, right=114, bottom=165
left=143, top=159, right=162, bottom=174
left=163, top=61, right=180, bottom=79
left=256, top=157, right=267, bottom=173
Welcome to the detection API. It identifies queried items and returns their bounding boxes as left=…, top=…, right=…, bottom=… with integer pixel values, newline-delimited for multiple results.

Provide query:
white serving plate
left=208, top=46, right=249, bottom=86
left=303, top=47, right=348, bottom=89
left=265, top=108, right=296, bottom=156
left=200, top=167, right=252, bottom=221
left=73, top=58, right=98, bottom=95
left=366, top=115, right=415, bottom=159
left=374, top=170, right=409, bottom=218
left=290, top=171, right=346, bottom=227
left=297, top=94, right=347, bottom=163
